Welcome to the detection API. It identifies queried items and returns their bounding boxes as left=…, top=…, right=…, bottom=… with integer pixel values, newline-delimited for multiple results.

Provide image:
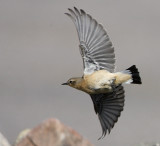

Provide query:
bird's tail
left=124, top=65, right=142, bottom=84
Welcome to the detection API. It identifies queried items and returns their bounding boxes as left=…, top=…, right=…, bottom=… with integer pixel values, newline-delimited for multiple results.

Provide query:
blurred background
left=0, top=0, right=160, bottom=146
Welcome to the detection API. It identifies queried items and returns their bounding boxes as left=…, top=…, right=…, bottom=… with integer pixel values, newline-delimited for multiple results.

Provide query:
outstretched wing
left=90, top=85, right=125, bottom=139
left=65, top=7, right=115, bottom=75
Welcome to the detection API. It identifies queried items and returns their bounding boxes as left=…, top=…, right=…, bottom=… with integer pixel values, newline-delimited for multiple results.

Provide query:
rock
left=0, top=132, right=11, bottom=146
left=15, top=129, right=31, bottom=145
left=15, top=118, right=93, bottom=146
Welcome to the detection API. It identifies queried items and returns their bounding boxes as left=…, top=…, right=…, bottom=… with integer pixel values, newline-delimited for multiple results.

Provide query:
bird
left=62, top=7, right=142, bottom=139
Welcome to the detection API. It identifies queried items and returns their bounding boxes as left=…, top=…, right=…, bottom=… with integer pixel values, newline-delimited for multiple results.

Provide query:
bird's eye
left=69, top=80, right=73, bottom=84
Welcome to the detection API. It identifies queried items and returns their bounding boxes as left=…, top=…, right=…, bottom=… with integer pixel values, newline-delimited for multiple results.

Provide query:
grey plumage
left=65, top=7, right=115, bottom=75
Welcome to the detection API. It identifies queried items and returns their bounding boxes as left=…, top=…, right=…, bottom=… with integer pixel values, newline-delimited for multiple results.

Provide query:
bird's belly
left=92, top=87, right=113, bottom=94
left=83, top=70, right=115, bottom=94
left=80, top=85, right=112, bottom=94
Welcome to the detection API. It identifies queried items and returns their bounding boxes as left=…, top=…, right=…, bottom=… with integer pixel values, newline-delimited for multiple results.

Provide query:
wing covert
left=65, top=7, right=115, bottom=74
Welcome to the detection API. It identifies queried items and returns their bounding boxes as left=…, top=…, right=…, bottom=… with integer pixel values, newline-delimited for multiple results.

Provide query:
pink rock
left=16, top=118, right=93, bottom=146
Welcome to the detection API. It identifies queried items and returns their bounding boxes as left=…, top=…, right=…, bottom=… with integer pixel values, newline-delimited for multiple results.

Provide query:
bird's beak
left=61, top=83, right=68, bottom=85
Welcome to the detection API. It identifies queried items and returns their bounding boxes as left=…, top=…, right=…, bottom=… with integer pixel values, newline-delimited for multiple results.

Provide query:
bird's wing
left=65, top=7, right=115, bottom=75
left=90, top=85, right=125, bottom=139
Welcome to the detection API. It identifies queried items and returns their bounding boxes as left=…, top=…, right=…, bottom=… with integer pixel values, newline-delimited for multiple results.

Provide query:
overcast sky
left=0, top=0, right=160, bottom=146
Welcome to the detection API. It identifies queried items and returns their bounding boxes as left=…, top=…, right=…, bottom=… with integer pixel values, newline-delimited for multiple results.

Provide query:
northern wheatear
left=62, top=7, right=142, bottom=139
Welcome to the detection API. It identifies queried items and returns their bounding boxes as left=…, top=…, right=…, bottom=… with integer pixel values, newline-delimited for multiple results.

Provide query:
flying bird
left=62, top=7, right=142, bottom=139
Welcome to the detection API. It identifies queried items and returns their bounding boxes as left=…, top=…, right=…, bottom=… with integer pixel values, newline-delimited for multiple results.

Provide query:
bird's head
left=62, top=77, right=82, bottom=88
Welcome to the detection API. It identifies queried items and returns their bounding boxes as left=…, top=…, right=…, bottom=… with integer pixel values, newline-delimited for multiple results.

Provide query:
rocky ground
left=0, top=118, right=93, bottom=146
left=0, top=118, right=159, bottom=146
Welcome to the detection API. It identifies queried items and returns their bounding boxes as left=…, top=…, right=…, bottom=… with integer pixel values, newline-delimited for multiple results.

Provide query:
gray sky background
left=0, top=0, right=160, bottom=146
